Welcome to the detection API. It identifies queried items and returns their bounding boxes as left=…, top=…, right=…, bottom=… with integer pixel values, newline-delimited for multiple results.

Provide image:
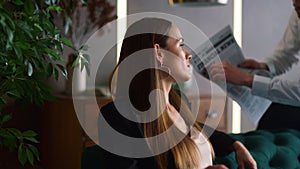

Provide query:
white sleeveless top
left=173, top=115, right=213, bottom=169
left=190, top=127, right=213, bottom=169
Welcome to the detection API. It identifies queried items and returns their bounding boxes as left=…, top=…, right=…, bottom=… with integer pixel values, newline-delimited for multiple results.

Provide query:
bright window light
left=117, top=0, right=127, bottom=63
left=232, top=0, right=242, bottom=133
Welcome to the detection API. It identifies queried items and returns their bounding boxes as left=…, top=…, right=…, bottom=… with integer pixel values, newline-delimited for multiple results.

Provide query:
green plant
left=53, top=0, right=117, bottom=75
left=0, top=0, right=116, bottom=166
left=0, top=0, right=72, bottom=166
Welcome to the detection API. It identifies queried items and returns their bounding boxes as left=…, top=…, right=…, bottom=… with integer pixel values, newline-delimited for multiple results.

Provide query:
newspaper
left=190, top=25, right=271, bottom=124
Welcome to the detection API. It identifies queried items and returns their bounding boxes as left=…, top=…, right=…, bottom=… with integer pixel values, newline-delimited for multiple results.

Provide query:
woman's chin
left=177, top=76, right=191, bottom=83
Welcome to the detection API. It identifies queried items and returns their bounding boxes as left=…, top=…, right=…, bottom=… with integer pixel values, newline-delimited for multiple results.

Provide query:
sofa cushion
left=81, top=129, right=300, bottom=169
left=215, top=129, right=300, bottom=169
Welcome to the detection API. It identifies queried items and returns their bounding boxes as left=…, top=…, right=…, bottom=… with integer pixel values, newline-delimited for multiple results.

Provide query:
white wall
left=242, top=0, right=293, bottom=60
left=128, top=0, right=234, bottom=37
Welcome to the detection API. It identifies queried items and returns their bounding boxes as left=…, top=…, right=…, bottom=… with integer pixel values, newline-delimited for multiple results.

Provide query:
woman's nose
left=184, top=49, right=192, bottom=60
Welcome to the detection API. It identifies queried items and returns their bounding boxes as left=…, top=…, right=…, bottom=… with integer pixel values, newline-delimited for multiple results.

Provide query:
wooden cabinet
left=192, top=96, right=229, bottom=133
left=40, top=95, right=111, bottom=169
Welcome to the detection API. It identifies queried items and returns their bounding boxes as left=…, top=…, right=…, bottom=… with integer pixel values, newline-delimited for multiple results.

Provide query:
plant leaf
left=2, top=113, right=13, bottom=123
left=82, top=54, right=90, bottom=63
left=5, top=27, right=14, bottom=43
left=24, top=0, right=34, bottom=16
left=24, top=137, right=39, bottom=143
left=0, top=128, right=12, bottom=138
left=13, top=46, right=22, bottom=60
left=7, top=90, right=21, bottom=99
left=27, top=144, right=40, bottom=161
left=16, top=20, right=32, bottom=38
left=8, top=128, right=23, bottom=139
left=79, top=45, right=89, bottom=51
left=0, top=12, right=15, bottom=30
left=27, top=62, right=33, bottom=76
left=26, top=148, right=34, bottom=165
left=59, top=37, right=72, bottom=47
left=45, top=48, right=60, bottom=61
left=46, top=62, right=53, bottom=78
left=54, top=68, right=59, bottom=80
left=56, top=64, right=67, bottom=78
left=84, top=62, right=90, bottom=76
left=18, top=144, right=27, bottom=166
left=33, top=23, right=43, bottom=32
left=64, top=15, right=71, bottom=35
left=12, top=0, right=24, bottom=5
left=0, top=97, right=7, bottom=105
left=46, top=5, right=62, bottom=12
left=16, top=41, right=31, bottom=50
left=22, top=130, right=38, bottom=137
left=71, top=55, right=80, bottom=68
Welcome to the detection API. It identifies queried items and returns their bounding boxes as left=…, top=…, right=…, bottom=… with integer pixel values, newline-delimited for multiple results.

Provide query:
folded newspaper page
left=190, top=25, right=271, bottom=124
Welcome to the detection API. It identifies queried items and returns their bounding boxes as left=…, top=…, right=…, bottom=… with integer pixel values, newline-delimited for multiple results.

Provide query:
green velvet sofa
left=81, top=129, right=300, bottom=169
left=215, top=129, right=300, bottom=169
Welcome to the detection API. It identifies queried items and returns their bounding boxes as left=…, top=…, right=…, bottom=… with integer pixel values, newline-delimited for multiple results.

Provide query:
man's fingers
left=238, top=60, right=254, bottom=68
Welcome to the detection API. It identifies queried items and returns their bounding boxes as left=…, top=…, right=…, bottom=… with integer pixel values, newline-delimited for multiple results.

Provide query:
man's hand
left=208, top=62, right=254, bottom=87
left=238, top=59, right=269, bottom=70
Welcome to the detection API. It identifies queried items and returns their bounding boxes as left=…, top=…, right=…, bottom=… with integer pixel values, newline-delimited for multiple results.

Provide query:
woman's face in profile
left=162, top=24, right=192, bottom=82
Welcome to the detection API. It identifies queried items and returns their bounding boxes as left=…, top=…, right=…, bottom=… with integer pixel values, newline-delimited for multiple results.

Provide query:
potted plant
left=0, top=0, right=75, bottom=167
left=0, top=0, right=116, bottom=167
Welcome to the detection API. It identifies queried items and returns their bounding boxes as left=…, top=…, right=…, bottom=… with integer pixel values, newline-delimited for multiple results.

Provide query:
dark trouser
left=257, top=103, right=300, bottom=131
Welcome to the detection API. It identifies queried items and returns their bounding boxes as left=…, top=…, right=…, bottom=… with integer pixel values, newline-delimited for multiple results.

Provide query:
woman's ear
left=154, top=43, right=163, bottom=63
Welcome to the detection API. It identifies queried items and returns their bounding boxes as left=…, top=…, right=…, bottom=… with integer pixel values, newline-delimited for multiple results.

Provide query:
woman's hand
left=205, top=164, right=229, bottom=169
left=233, top=141, right=257, bottom=169
left=208, top=62, right=254, bottom=87
left=238, top=59, right=268, bottom=70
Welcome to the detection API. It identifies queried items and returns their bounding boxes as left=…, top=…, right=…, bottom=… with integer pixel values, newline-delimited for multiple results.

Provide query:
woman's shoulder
left=100, top=101, right=115, bottom=112
left=99, top=101, right=143, bottom=138
left=100, top=101, right=122, bottom=124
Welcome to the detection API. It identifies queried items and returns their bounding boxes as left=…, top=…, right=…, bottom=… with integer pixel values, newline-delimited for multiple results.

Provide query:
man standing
left=209, top=0, right=300, bottom=130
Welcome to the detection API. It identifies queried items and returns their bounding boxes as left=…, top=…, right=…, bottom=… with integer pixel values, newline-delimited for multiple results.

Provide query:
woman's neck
left=160, top=79, right=173, bottom=105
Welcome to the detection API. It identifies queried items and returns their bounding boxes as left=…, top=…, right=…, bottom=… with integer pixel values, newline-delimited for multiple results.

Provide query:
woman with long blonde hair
left=99, top=17, right=256, bottom=169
